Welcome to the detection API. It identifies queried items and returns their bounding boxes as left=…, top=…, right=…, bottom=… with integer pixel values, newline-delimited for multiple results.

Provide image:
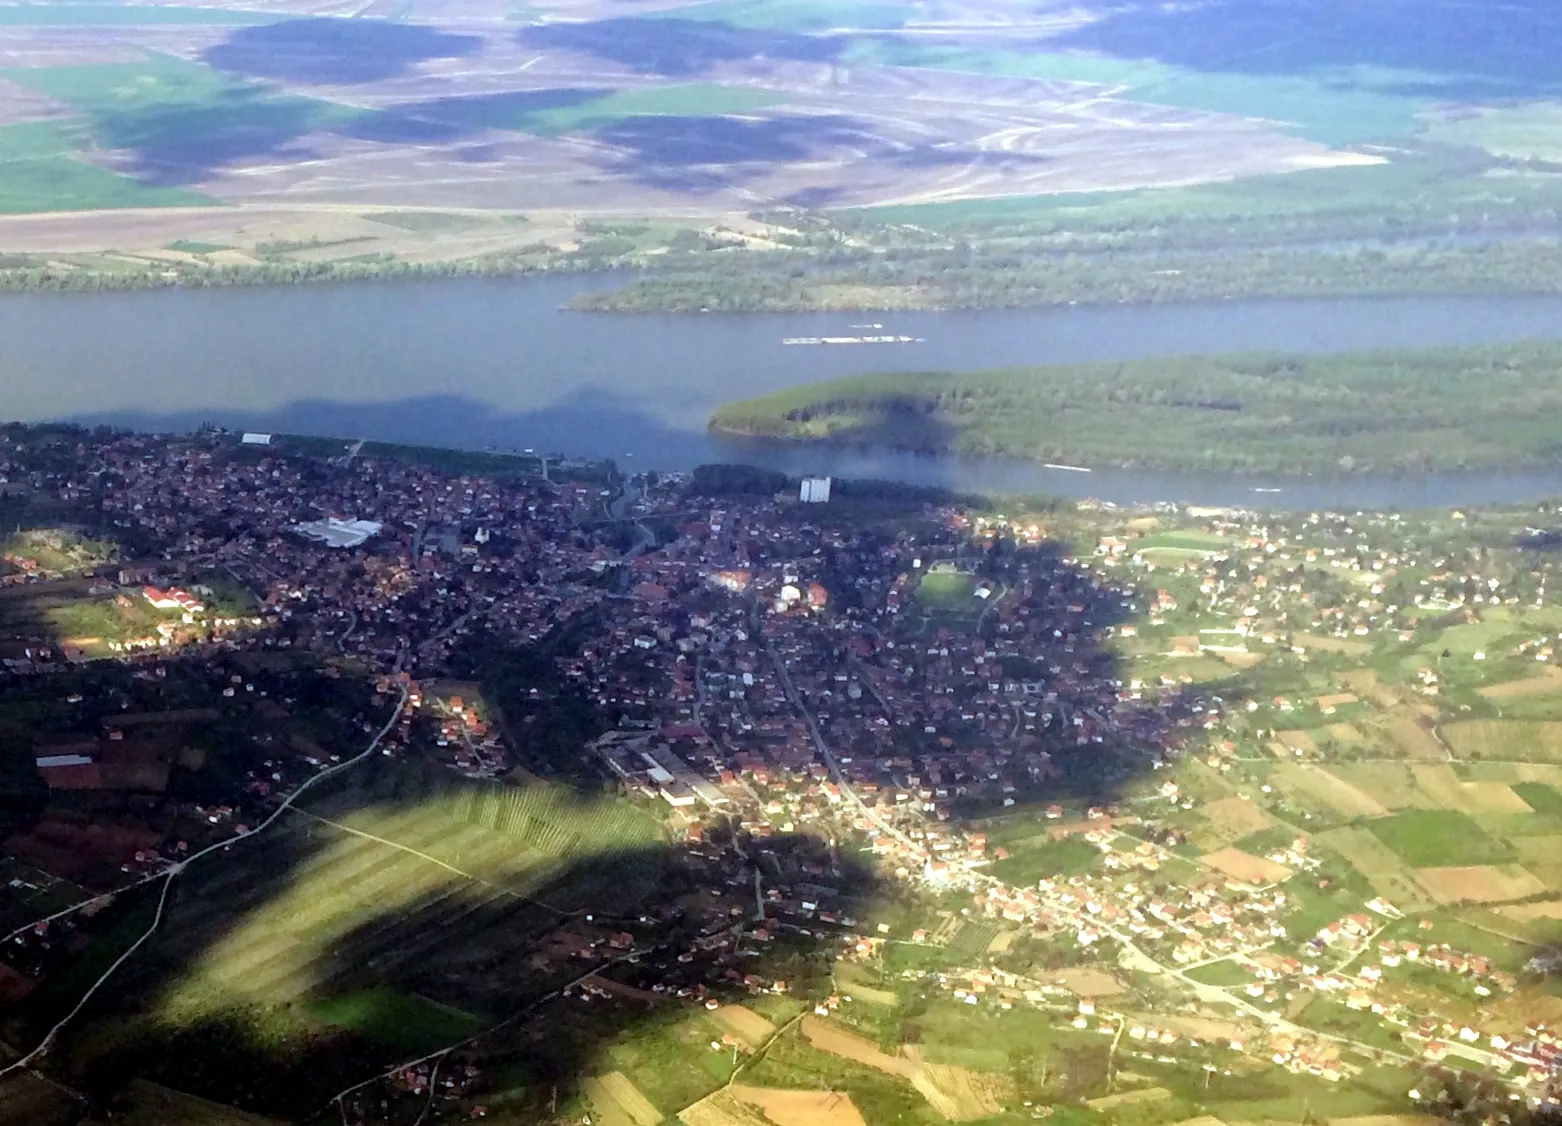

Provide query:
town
left=0, top=423, right=1558, bottom=1126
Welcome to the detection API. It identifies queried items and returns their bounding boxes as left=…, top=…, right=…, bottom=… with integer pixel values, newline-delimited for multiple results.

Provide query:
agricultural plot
left=1188, top=795, right=1275, bottom=850
left=709, top=1003, right=777, bottom=1049
left=1272, top=763, right=1390, bottom=818
left=729, top=1086, right=868, bottom=1126
left=112, top=1079, right=288, bottom=1126
left=1478, top=667, right=1562, bottom=700
left=133, top=765, right=662, bottom=1036
left=1367, top=811, right=1515, bottom=868
left=1315, top=827, right=1436, bottom=913
left=1201, top=847, right=1292, bottom=886
left=1376, top=717, right=1446, bottom=761
left=800, top=1015, right=912, bottom=1078
left=908, top=1058, right=1011, bottom=1121
left=584, top=1072, right=664, bottom=1126
left=1443, top=719, right=1562, bottom=762
left=1414, top=865, right=1547, bottom=905
left=305, top=986, right=489, bottom=1055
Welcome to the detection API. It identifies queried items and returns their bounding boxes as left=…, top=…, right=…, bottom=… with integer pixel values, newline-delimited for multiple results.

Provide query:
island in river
left=709, top=341, right=1562, bottom=476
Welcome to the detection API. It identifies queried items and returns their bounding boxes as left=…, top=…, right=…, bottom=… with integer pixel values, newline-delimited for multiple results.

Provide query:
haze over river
left=16, top=273, right=1562, bottom=508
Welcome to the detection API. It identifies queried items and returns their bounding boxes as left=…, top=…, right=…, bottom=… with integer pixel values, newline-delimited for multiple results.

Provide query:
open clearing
left=1051, top=966, right=1124, bottom=998
left=1478, top=667, right=1562, bottom=699
left=800, top=1015, right=912, bottom=1077
left=1414, top=865, right=1547, bottom=905
left=1202, top=847, right=1292, bottom=885
left=1315, top=827, right=1436, bottom=912
left=1378, top=717, right=1446, bottom=760
left=1273, top=763, right=1390, bottom=817
left=731, top=1087, right=868, bottom=1126
left=1444, top=720, right=1562, bottom=762
left=1493, top=897, right=1562, bottom=923
left=710, top=1003, right=778, bottom=1048
left=1292, top=633, right=1373, bottom=657
left=1191, top=796, right=1275, bottom=849
left=906, top=1055, right=1011, bottom=1121
left=1088, top=1087, right=1174, bottom=1110
left=585, top=1072, right=664, bottom=1126
left=1367, top=811, right=1515, bottom=867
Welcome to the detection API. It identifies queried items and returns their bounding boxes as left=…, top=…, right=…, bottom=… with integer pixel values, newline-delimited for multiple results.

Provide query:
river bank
left=12, top=276, right=1562, bottom=509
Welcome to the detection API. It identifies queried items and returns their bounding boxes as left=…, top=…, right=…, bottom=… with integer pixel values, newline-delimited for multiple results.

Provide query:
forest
left=709, top=342, right=1562, bottom=474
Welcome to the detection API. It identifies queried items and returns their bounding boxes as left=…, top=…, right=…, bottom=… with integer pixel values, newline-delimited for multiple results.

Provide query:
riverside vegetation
left=709, top=341, right=1562, bottom=474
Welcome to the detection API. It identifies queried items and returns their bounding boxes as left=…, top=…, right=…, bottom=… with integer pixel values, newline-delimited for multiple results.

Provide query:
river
left=13, top=274, right=1562, bottom=508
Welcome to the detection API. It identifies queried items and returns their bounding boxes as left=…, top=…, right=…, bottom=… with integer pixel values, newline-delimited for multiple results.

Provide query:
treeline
left=572, top=237, right=1562, bottom=313
left=709, top=343, right=1562, bottom=474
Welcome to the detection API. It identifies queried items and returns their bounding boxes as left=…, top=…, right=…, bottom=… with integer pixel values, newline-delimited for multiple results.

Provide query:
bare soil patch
left=1202, top=847, right=1293, bottom=885
left=584, top=1072, right=663, bottom=1126
left=1414, top=865, right=1546, bottom=905
left=801, top=1015, right=912, bottom=1078
left=730, top=1086, right=868, bottom=1126
left=1479, top=667, right=1562, bottom=699
left=1052, top=967, right=1124, bottom=998
left=1192, top=796, right=1275, bottom=849
left=710, top=1003, right=778, bottom=1049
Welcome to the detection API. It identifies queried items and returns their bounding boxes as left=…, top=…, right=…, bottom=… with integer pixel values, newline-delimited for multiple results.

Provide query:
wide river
left=14, top=273, right=1562, bottom=508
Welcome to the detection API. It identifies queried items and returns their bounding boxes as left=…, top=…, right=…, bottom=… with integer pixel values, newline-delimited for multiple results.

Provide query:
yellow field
left=1443, top=720, right=1562, bottom=762
left=584, top=1073, right=663, bottom=1126
left=1379, top=717, right=1446, bottom=760
left=1277, top=730, right=1317, bottom=755
left=680, top=1090, right=771, bottom=1126
left=1052, top=967, right=1124, bottom=997
left=1293, top=634, right=1372, bottom=656
left=1202, top=847, right=1293, bottom=885
left=1325, top=764, right=1422, bottom=809
left=1190, top=796, right=1275, bottom=849
left=710, top=1004, right=779, bottom=1049
left=1478, top=667, right=1562, bottom=699
left=1273, top=764, right=1390, bottom=817
left=1493, top=898, right=1562, bottom=924
left=1414, top=865, right=1547, bottom=905
left=801, top=1016, right=913, bottom=1078
left=909, top=1061, right=1011, bottom=1122
left=1087, top=1088, right=1173, bottom=1110
left=1326, top=723, right=1366, bottom=745
left=732, top=1087, right=867, bottom=1126
left=1316, top=827, right=1436, bottom=912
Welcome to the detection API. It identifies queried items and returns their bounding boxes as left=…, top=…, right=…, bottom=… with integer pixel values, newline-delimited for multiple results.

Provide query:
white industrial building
left=800, top=476, right=832, bottom=503
left=292, top=517, right=384, bottom=549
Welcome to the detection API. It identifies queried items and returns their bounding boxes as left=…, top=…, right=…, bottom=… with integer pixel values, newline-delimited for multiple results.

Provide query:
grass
left=1367, top=810, right=1516, bottom=867
left=305, top=986, right=489, bottom=1054
left=0, top=119, right=210, bottom=213
left=1180, top=959, right=1255, bottom=987
left=914, top=568, right=978, bottom=609
left=166, top=240, right=231, bottom=254
left=987, top=837, right=1100, bottom=886
left=1513, top=781, right=1562, bottom=816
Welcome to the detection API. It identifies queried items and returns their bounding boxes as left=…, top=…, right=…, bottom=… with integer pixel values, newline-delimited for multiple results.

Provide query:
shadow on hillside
left=1049, top=0, right=1562, bottom=99
left=518, top=17, right=847, bottom=76
left=204, top=18, right=484, bottom=85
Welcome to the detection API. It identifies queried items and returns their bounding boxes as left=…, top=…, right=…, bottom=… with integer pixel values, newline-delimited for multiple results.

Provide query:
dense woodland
left=710, top=342, right=1562, bottom=474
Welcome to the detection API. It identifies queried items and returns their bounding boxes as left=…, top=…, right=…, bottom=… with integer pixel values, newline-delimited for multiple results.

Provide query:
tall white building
left=800, top=476, right=832, bottom=503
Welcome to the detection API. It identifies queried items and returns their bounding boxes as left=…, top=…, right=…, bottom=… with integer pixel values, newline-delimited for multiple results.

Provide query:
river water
left=12, top=274, right=1562, bottom=508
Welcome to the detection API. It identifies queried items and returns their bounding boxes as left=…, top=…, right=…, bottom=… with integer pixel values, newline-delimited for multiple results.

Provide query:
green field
left=424, top=83, right=789, bottom=137
left=306, top=987, right=490, bottom=1055
left=1367, top=810, right=1516, bottom=867
left=710, top=340, right=1562, bottom=475
left=0, top=119, right=209, bottom=212
left=914, top=567, right=978, bottom=608
left=1427, top=101, right=1562, bottom=162
left=1512, top=781, right=1562, bottom=816
left=987, top=836, right=1100, bottom=886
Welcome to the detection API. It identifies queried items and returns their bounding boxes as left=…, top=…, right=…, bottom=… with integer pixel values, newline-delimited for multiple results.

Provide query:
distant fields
left=0, top=4, right=278, bottom=24
left=1367, top=810, right=1515, bottom=867
left=421, top=83, right=789, bottom=137
left=306, top=986, right=490, bottom=1055
left=0, top=119, right=209, bottom=212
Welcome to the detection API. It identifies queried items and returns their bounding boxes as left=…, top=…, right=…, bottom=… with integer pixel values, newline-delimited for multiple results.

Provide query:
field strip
left=0, top=687, right=410, bottom=1078
left=289, top=807, right=567, bottom=915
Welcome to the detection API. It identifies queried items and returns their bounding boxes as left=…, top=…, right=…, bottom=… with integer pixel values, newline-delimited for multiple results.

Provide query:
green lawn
left=305, top=987, right=490, bottom=1055
left=1181, top=959, right=1257, bottom=987
left=1513, top=781, right=1562, bottom=816
left=1367, top=810, right=1516, bottom=867
left=914, top=568, right=978, bottom=609
left=987, top=836, right=1100, bottom=886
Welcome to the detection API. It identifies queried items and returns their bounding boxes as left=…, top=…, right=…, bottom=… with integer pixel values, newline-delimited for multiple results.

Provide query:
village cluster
left=1, top=425, right=1560, bottom=1124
